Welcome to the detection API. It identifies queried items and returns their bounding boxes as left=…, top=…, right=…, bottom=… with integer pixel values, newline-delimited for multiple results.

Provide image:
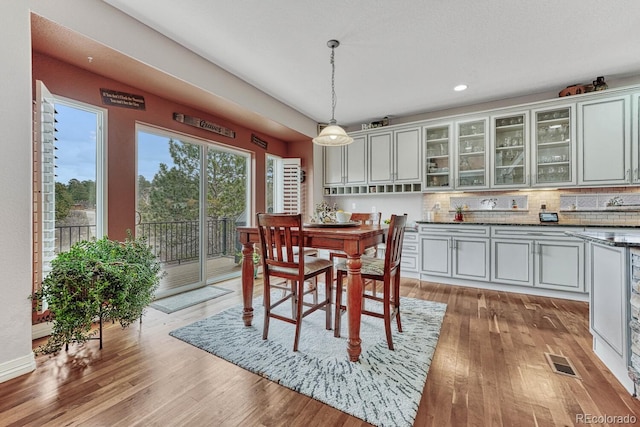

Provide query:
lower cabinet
left=491, top=227, right=585, bottom=293
left=400, top=232, right=419, bottom=275
left=587, top=241, right=633, bottom=393
left=415, top=224, right=587, bottom=297
left=420, top=225, right=490, bottom=281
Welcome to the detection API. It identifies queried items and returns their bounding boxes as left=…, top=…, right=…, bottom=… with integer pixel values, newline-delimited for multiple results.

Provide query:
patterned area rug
left=149, top=286, right=233, bottom=314
left=170, top=294, right=446, bottom=426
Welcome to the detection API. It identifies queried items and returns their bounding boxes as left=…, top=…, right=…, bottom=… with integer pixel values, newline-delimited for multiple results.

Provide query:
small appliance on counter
left=539, top=212, right=559, bottom=223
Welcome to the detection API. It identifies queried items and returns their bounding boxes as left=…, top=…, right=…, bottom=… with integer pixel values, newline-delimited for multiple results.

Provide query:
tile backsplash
left=422, top=187, right=640, bottom=226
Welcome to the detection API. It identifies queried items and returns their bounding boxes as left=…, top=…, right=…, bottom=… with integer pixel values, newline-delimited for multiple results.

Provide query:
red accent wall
left=32, top=52, right=307, bottom=240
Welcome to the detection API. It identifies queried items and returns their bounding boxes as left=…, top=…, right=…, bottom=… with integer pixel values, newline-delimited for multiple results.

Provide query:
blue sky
left=55, top=104, right=173, bottom=183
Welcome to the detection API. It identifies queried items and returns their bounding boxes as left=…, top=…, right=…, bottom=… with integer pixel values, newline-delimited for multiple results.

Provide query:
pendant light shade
left=312, top=40, right=353, bottom=146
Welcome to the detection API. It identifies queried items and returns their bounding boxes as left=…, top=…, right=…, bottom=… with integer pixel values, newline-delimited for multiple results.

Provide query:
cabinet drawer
left=403, top=232, right=418, bottom=242
left=419, top=224, right=489, bottom=237
left=491, top=226, right=580, bottom=240
left=402, top=242, right=419, bottom=253
left=401, top=254, right=418, bottom=271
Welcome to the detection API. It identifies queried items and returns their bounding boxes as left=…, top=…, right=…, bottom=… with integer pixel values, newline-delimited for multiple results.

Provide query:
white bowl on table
left=335, top=211, right=352, bottom=223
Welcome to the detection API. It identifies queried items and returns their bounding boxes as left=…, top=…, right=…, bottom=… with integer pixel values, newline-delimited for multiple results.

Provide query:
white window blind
left=33, top=81, right=57, bottom=306
left=281, top=158, right=301, bottom=214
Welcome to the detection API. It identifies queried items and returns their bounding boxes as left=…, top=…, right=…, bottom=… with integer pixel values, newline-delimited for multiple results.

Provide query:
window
left=136, top=125, right=250, bottom=298
left=266, top=155, right=301, bottom=214
left=33, top=81, right=106, bottom=318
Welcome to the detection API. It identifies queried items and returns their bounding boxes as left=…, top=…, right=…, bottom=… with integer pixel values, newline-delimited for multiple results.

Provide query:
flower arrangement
left=313, top=201, right=338, bottom=223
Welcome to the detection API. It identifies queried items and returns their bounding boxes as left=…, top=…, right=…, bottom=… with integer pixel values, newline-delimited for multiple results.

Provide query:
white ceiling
left=57, top=1, right=640, bottom=131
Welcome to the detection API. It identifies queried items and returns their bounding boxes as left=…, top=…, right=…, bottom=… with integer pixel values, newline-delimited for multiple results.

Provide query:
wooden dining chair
left=329, top=212, right=382, bottom=295
left=334, top=213, right=408, bottom=350
left=256, top=213, right=333, bottom=351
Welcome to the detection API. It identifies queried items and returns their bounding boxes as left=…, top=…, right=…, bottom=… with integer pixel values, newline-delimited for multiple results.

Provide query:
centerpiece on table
left=311, top=201, right=339, bottom=223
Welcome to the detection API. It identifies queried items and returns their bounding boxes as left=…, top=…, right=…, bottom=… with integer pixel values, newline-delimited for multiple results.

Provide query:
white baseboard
left=0, top=352, right=36, bottom=384
left=32, top=322, right=53, bottom=340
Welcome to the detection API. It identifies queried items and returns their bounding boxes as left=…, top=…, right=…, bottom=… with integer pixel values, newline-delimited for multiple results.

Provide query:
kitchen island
left=566, top=230, right=640, bottom=396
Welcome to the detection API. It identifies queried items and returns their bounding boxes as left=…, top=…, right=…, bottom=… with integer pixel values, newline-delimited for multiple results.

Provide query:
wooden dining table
left=236, top=223, right=386, bottom=362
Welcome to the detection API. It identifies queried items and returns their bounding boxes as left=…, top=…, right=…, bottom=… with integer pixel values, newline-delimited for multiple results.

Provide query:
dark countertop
left=414, top=221, right=640, bottom=229
left=565, top=231, right=640, bottom=247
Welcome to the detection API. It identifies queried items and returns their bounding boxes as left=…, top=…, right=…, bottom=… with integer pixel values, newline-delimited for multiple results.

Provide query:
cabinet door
left=323, top=145, right=344, bottom=186
left=420, top=236, right=451, bottom=277
left=424, top=124, right=452, bottom=190
left=491, top=238, right=534, bottom=286
left=578, top=95, right=631, bottom=185
left=344, top=136, right=367, bottom=185
left=531, top=105, right=576, bottom=187
left=394, top=127, right=422, bottom=183
left=368, top=131, right=394, bottom=184
left=452, top=237, right=490, bottom=281
left=492, top=112, right=529, bottom=188
left=588, top=242, right=627, bottom=357
left=455, top=118, right=489, bottom=189
left=534, top=240, right=584, bottom=292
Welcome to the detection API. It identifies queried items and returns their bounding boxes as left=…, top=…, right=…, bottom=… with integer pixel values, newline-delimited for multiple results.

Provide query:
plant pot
left=454, top=212, right=463, bottom=222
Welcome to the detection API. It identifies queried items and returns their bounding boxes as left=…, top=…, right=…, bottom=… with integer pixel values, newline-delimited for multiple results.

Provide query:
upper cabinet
left=577, top=94, right=631, bottom=186
left=491, top=112, right=529, bottom=188
left=323, top=135, right=367, bottom=186
left=531, top=105, right=577, bottom=187
left=322, top=85, right=640, bottom=195
left=455, top=118, right=489, bottom=190
left=424, top=123, right=452, bottom=190
left=368, top=127, right=422, bottom=184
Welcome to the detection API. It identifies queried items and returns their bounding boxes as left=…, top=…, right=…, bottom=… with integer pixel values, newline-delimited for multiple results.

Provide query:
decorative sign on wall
left=251, top=134, right=268, bottom=149
left=173, top=113, right=236, bottom=138
left=100, top=88, right=146, bottom=110
left=361, top=116, right=390, bottom=130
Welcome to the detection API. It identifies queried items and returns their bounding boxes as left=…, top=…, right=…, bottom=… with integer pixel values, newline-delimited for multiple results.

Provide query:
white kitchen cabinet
left=531, top=104, right=577, bottom=187
left=577, top=94, right=632, bottom=186
left=491, top=238, right=534, bottom=286
left=454, top=117, right=489, bottom=189
left=420, top=225, right=490, bottom=281
left=587, top=241, right=633, bottom=392
left=491, top=227, right=585, bottom=293
left=368, top=127, right=422, bottom=185
left=633, top=93, right=640, bottom=183
left=491, top=111, right=529, bottom=188
left=323, top=135, right=367, bottom=186
left=400, top=231, right=419, bottom=276
left=424, top=122, right=453, bottom=190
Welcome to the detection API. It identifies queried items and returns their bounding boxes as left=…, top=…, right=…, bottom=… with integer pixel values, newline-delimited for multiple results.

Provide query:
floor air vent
left=545, top=352, right=581, bottom=379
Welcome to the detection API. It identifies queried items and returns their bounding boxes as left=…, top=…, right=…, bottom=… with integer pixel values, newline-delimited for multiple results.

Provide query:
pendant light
left=312, top=40, right=353, bottom=146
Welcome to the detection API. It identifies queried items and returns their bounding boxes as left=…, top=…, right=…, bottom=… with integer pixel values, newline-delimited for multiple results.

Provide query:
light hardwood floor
left=3, top=278, right=640, bottom=426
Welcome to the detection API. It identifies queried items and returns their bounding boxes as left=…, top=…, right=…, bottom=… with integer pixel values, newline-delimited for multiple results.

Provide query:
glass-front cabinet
left=532, top=105, right=576, bottom=187
left=493, top=112, right=528, bottom=187
left=456, top=118, right=489, bottom=189
left=424, top=123, right=452, bottom=190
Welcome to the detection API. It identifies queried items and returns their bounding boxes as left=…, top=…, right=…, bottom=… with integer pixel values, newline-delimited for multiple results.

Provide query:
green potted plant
left=31, top=233, right=164, bottom=354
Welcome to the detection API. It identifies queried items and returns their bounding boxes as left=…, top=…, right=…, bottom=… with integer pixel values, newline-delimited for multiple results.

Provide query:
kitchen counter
left=565, top=230, right=640, bottom=247
left=416, top=221, right=640, bottom=229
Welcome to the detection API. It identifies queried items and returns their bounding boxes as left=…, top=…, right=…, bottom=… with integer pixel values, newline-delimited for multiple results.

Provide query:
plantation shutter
left=281, top=158, right=301, bottom=214
left=33, top=81, right=57, bottom=315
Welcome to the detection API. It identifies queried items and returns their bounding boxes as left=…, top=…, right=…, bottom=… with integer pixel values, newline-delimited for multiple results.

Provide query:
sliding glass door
left=136, top=125, right=249, bottom=298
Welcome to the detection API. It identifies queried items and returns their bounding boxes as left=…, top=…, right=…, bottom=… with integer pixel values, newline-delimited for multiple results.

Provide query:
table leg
left=346, top=254, right=363, bottom=362
left=241, top=242, right=255, bottom=326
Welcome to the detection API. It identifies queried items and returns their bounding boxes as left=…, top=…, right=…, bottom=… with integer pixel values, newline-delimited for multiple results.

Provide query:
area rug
left=149, top=286, right=233, bottom=314
left=169, top=294, right=447, bottom=427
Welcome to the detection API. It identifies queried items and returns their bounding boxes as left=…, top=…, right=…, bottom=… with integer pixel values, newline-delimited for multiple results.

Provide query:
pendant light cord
left=330, top=46, right=337, bottom=124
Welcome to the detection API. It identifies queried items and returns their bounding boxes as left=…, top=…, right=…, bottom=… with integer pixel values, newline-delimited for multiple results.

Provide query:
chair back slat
left=257, top=213, right=304, bottom=277
left=384, top=214, right=408, bottom=271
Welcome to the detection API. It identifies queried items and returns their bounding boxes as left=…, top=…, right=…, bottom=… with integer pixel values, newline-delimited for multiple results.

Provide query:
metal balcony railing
left=55, top=218, right=238, bottom=264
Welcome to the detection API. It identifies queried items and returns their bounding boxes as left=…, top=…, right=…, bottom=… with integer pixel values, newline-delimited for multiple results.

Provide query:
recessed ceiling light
left=454, top=84, right=468, bottom=92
